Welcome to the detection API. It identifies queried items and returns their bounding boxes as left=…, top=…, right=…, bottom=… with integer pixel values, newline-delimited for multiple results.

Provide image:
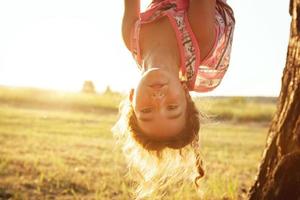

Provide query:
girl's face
left=130, top=68, right=187, bottom=140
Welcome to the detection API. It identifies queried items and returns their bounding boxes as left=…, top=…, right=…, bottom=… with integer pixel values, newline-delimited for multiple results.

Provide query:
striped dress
left=130, top=0, right=235, bottom=92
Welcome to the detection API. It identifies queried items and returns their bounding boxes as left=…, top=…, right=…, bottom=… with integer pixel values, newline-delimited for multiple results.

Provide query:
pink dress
left=130, top=0, right=235, bottom=92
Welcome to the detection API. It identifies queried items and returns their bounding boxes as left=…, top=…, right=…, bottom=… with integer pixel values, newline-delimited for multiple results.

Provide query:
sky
left=0, top=0, right=291, bottom=96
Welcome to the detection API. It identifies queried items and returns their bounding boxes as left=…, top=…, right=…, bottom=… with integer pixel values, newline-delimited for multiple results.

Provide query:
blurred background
left=0, top=0, right=291, bottom=199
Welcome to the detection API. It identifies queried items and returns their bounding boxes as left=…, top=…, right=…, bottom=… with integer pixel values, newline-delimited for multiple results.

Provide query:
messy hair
left=112, top=92, right=204, bottom=199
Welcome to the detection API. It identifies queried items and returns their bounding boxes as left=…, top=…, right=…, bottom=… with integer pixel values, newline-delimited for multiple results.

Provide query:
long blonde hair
left=112, top=93, right=204, bottom=199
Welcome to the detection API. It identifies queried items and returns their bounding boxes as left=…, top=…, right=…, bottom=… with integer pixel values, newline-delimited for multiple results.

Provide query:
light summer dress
left=130, top=0, right=235, bottom=92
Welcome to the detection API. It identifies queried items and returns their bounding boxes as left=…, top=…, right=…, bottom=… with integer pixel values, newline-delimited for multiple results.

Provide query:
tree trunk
left=248, top=0, right=300, bottom=200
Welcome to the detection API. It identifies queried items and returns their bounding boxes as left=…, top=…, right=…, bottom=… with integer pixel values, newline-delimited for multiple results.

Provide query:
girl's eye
left=167, top=105, right=178, bottom=111
left=140, top=108, right=152, bottom=113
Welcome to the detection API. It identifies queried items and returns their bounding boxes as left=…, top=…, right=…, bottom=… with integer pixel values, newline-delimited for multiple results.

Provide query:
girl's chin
left=141, top=68, right=169, bottom=86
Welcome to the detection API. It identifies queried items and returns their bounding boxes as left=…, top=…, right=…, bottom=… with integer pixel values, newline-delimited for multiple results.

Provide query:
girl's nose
left=148, top=84, right=167, bottom=102
left=151, top=90, right=165, bottom=100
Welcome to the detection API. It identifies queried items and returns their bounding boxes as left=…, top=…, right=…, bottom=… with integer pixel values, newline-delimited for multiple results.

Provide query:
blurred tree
left=104, top=85, right=112, bottom=94
left=249, top=1, right=300, bottom=199
left=81, top=80, right=96, bottom=94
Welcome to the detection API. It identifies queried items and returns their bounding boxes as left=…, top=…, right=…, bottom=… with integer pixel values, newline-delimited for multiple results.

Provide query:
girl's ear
left=181, top=82, right=191, bottom=99
left=181, top=81, right=189, bottom=92
left=129, top=89, right=134, bottom=102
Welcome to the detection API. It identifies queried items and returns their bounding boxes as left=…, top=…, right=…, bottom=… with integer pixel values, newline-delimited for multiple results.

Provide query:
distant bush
left=81, top=81, right=96, bottom=94
left=194, top=97, right=277, bottom=123
left=228, top=96, right=246, bottom=105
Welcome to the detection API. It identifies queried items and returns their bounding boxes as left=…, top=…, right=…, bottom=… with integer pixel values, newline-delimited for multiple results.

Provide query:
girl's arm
left=122, top=0, right=140, bottom=50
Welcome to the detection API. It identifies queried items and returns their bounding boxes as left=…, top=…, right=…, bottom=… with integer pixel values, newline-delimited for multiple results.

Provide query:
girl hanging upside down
left=113, top=0, right=235, bottom=198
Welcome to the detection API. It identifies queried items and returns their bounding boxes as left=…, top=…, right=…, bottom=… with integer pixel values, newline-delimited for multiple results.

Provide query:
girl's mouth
left=148, top=83, right=167, bottom=89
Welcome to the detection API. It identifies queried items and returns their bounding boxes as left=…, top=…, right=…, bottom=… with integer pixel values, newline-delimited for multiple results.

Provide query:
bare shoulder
left=122, top=0, right=140, bottom=51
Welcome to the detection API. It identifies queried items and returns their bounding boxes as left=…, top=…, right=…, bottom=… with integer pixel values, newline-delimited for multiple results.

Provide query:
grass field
left=0, top=87, right=276, bottom=200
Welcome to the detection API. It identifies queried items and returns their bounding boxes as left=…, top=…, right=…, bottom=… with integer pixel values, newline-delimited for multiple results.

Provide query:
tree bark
left=248, top=0, right=300, bottom=200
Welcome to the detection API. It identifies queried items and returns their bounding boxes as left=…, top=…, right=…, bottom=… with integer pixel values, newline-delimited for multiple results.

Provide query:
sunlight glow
left=0, top=0, right=290, bottom=96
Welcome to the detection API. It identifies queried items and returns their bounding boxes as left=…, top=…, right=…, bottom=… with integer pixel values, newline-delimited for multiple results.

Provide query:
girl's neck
left=142, top=45, right=180, bottom=76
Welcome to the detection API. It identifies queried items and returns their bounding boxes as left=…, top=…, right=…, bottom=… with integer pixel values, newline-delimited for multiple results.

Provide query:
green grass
left=0, top=87, right=273, bottom=199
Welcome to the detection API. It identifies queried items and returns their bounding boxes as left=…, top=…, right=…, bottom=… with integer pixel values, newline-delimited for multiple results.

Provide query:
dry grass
left=0, top=87, right=274, bottom=199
